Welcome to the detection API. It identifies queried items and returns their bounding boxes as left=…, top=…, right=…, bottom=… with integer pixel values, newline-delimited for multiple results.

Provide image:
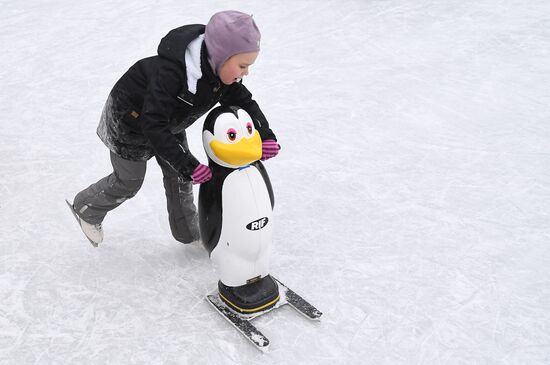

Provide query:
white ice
left=1, top=0, right=550, bottom=363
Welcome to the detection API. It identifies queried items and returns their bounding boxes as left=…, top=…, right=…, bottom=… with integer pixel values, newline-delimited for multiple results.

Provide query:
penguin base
left=218, top=275, right=280, bottom=314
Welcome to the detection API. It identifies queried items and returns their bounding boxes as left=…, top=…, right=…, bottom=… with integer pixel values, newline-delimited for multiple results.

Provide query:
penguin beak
left=209, top=130, right=262, bottom=167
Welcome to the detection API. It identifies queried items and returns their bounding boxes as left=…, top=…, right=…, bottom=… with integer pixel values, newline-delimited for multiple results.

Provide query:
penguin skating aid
left=199, top=106, right=322, bottom=352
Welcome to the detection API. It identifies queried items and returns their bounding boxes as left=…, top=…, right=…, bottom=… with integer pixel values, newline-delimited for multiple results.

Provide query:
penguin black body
left=199, top=106, right=279, bottom=313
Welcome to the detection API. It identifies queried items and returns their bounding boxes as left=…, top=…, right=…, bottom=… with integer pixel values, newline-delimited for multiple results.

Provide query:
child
left=69, top=10, right=280, bottom=246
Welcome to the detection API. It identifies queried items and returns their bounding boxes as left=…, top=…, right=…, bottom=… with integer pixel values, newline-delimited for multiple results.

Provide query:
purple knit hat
left=204, top=10, right=261, bottom=75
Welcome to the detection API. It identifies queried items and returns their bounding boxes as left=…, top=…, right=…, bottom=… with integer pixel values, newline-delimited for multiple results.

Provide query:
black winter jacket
left=96, top=24, right=276, bottom=177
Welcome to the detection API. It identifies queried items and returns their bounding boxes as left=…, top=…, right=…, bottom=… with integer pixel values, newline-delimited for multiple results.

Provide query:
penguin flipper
left=198, top=178, right=223, bottom=255
left=252, top=161, right=274, bottom=209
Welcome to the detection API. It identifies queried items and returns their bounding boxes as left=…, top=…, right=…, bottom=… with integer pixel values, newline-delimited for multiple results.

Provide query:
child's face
left=218, top=52, right=259, bottom=85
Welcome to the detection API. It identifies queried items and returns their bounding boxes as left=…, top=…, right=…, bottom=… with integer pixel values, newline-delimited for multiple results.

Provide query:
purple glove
left=261, top=139, right=280, bottom=161
left=191, top=164, right=212, bottom=184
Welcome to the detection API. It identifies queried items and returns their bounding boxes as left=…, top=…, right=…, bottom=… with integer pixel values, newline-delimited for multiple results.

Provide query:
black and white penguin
left=199, top=105, right=279, bottom=314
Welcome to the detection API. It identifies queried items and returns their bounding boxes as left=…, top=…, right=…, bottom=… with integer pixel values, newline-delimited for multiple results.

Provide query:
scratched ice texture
left=1, top=0, right=550, bottom=364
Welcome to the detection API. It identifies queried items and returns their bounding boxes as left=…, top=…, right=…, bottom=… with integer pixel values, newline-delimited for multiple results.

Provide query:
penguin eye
left=227, top=128, right=237, bottom=141
left=246, top=122, right=253, bottom=135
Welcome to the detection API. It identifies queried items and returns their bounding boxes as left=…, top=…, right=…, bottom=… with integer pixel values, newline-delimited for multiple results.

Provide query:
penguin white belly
left=210, top=166, right=273, bottom=287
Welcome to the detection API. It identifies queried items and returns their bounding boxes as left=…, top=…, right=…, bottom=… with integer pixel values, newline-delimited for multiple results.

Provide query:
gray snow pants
left=73, top=150, right=200, bottom=244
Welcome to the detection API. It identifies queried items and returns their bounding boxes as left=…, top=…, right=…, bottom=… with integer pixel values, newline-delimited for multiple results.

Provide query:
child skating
left=68, top=10, right=280, bottom=246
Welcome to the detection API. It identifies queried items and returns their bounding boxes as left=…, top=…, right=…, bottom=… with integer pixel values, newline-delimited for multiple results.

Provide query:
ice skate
left=65, top=200, right=103, bottom=247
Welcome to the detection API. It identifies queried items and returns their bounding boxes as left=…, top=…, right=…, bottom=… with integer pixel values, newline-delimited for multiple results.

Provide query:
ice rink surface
left=1, top=0, right=550, bottom=363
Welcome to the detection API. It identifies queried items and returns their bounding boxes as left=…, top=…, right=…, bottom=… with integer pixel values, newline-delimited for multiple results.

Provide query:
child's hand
left=261, top=139, right=280, bottom=161
left=191, top=164, right=212, bottom=184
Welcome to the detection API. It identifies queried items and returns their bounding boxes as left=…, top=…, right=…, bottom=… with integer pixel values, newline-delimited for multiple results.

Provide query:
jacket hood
left=157, top=24, right=206, bottom=67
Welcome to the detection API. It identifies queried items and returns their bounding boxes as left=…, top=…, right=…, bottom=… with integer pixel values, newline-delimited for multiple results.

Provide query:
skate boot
left=79, top=219, right=103, bottom=245
left=218, top=275, right=280, bottom=315
left=66, top=200, right=103, bottom=247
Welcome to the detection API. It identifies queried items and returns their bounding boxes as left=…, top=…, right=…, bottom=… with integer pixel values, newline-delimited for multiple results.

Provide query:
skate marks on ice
left=206, top=277, right=322, bottom=352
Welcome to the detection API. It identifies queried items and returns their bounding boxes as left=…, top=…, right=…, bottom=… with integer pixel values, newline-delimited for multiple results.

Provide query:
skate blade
left=207, top=293, right=271, bottom=352
left=273, top=277, right=323, bottom=320
left=206, top=278, right=322, bottom=352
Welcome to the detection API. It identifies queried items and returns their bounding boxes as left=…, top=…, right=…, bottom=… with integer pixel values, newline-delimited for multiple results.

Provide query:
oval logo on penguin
left=246, top=217, right=269, bottom=231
